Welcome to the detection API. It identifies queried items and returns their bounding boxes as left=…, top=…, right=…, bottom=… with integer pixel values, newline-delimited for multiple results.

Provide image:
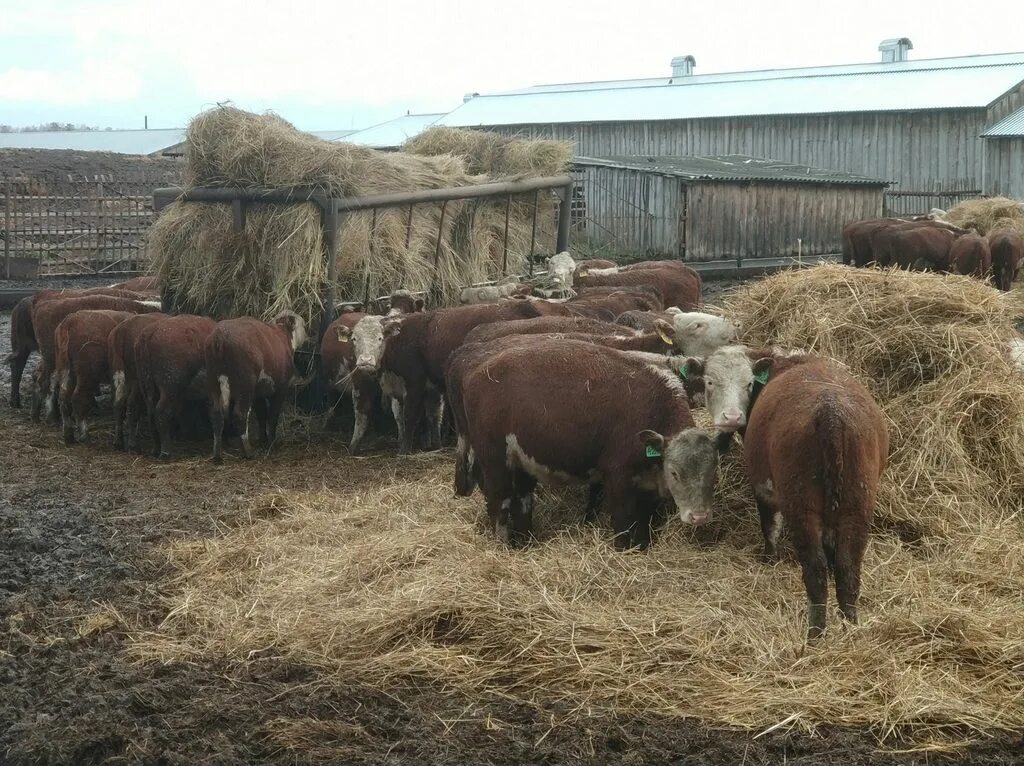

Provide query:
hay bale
left=134, top=266, right=1024, bottom=749
left=944, top=196, right=1024, bottom=237
left=149, top=108, right=563, bottom=325
left=404, top=126, right=572, bottom=177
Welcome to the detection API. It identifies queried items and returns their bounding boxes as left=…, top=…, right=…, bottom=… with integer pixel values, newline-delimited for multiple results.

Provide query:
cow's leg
left=834, top=520, right=868, bottom=626
left=509, top=470, right=537, bottom=546
left=605, top=477, right=650, bottom=550
left=154, top=388, right=177, bottom=459
left=9, top=348, right=30, bottom=408
left=757, top=497, right=783, bottom=562
left=425, top=389, right=445, bottom=449
left=390, top=396, right=406, bottom=445
left=30, top=366, right=46, bottom=422
left=350, top=388, right=370, bottom=454
left=252, top=398, right=270, bottom=447
left=59, top=372, right=75, bottom=445
left=400, top=381, right=426, bottom=454
left=453, top=434, right=477, bottom=496
left=210, top=399, right=226, bottom=464
left=790, top=511, right=829, bottom=641
left=45, top=370, right=60, bottom=425
left=145, top=387, right=162, bottom=458
left=234, top=391, right=255, bottom=459
left=112, top=372, right=127, bottom=449
left=125, top=387, right=144, bottom=453
left=265, top=392, right=287, bottom=454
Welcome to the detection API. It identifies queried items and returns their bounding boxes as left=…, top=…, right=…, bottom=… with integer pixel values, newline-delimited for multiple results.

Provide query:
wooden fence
left=1, top=175, right=171, bottom=279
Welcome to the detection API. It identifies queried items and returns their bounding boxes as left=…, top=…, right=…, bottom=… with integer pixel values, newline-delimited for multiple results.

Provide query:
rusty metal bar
left=434, top=200, right=448, bottom=268
left=3, top=179, right=10, bottom=279
left=364, top=208, right=378, bottom=306
left=528, top=189, right=539, bottom=276
left=501, top=194, right=512, bottom=275
left=405, top=204, right=414, bottom=248
left=555, top=183, right=572, bottom=254
left=232, top=199, right=246, bottom=231
left=321, top=201, right=340, bottom=342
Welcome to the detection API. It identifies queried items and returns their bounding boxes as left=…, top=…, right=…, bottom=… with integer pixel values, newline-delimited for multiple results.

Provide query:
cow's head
left=664, top=311, right=740, bottom=357
left=388, top=289, right=425, bottom=316
left=682, top=345, right=773, bottom=432
left=640, top=428, right=719, bottom=526
left=545, top=251, right=576, bottom=289
left=349, top=315, right=401, bottom=373
left=274, top=310, right=308, bottom=352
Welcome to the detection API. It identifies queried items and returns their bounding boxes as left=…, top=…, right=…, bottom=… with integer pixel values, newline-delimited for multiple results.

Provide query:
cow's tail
left=815, top=393, right=846, bottom=572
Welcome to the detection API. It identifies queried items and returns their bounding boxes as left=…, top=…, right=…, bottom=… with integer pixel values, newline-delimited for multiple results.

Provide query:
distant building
left=439, top=40, right=1024, bottom=213
left=339, top=113, right=444, bottom=150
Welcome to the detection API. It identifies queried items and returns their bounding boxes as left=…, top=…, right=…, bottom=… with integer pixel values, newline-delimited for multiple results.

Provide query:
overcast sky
left=2, top=0, right=1023, bottom=132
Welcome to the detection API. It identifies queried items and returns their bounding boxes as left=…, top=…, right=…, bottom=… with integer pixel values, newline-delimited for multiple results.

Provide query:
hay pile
left=147, top=107, right=570, bottom=325
left=405, top=126, right=572, bottom=177
left=944, top=195, right=1024, bottom=237
left=134, top=266, right=1024, bottom=748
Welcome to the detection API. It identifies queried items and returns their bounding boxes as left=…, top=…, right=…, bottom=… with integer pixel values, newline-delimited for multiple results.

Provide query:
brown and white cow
left=110, top=276, right=159, bottom=294
left=108, top=312, right=168, bottom=450
left=136, top=314, right=218, bottom=458
left=55, top=309, right=134, bottom=444
left=567, top=288, right=664, bottom=320
left=575, top=264, right=700, bottom=311
left=463, top=315, right=637, bottom=346
left=385, top=289, right=425, bottom=317
left=6, top=286, right=147, bottom=408
left=447, top=336, right=720, bottom=549
left=459, top=281, right=532, bottom=305
left=29, top=294, right=161, bottom=423
left=379, top=298, right=571, bottom=452
left=205, top=312, right=307, bottom=462
left=988, top=228, right=1024, bottom=291
left=948, top=232, right=991, bottom=279
left=321, top=312, right=401, bottom=453
left=684, top=345, right=888, bottom=640
left=617, top=310, right=739, bottom=357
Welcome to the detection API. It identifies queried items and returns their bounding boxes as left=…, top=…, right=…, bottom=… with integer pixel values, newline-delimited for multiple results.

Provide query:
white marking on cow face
left=660, top=429, right=719, bottom=525
left=701, top=346, right=765, bottom=431
left=670, top=312, right=739, bottom=357
left=506, top=434, right=577, bottom=486
left=351, top=315, right=388, bottom=372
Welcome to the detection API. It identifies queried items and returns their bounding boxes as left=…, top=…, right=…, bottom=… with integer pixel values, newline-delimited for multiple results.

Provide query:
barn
left=982, top=107, right=1024, bottom=199
left=571, top=154, right=887, bottom=261
left=439, top=39, right=1024, bottom=216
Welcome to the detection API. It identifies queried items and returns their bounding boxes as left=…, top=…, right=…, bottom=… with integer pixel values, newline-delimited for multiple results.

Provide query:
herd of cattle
left=5, top=252, right=900, bottom=640
left=842, top=211, right=1024, bottom=289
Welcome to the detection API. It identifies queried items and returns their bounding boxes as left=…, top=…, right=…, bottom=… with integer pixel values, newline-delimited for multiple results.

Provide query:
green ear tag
left=754, top=369, right=769, bottom=385
left=645, top=445, right=662, bottom=458
left=677, top=362, right=689, bottom=379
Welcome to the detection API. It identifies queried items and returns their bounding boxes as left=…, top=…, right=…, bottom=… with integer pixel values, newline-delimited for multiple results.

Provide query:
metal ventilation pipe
left=879, top=38, right=913, bottom=63
left=671, top=55, right=696, bottom=77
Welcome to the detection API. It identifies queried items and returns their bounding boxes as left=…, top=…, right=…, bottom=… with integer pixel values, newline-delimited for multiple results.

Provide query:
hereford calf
left=948, top=232, right=991, bottom=279
left=55, top=310, right=134, bottom=444
left=205, top=312, right=307, bottom=462
left=576, top=265, right=700, bottom=311
left=110, top=276, right=159, bottom=294
left=379, top=298, right=571, bottom=452
left=463, top=315, right=636, bottom=346
left=459, top=282, right=532, bottom=304
left=6, top=287, right=145, bottom=408
left=321, top=312, right=400, bottom=452
left=108, top=313, right=167, bottom=450
left=137, top=315, right=218, bottom=458
left=567, top=288, right=663, bottom=320
left=685, top=346, right=888, bottom=640
left=988, top=228, right=1024, bottom=291
left=385, top=289, right=425, bottom=316
left=448, top=337, right=719, bottom=548
left=573, top=258, right=617, bottom=278
left=30, top=294, right=161, bottom=423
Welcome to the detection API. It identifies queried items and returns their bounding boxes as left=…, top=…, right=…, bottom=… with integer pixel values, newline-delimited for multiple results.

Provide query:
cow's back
left=34, top=296, right=159, bottom=364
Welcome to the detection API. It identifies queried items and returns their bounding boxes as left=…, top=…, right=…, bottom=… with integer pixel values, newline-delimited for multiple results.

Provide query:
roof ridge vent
left=671, top=55, right=696, bottom=78
left=879, top=38, right=913, bottom=63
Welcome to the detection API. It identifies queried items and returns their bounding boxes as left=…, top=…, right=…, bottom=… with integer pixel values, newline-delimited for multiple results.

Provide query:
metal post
left=528, top=189, right=539, bottom=276
left=434, top=200, right=448, bottom=267
left=555, top=183, right=572, bottom=254
left=405, top=204, right=414, bottom=249
left=364, top=208, right=378, bottom=307
left=501, top=194, right=511, bottom=275
left=3, top=179, right=10, bottom=280
left=322, top=202, right=340, bottom=340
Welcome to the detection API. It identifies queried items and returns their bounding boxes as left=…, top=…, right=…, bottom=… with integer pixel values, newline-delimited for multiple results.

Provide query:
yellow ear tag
left=656, top=327, right=674, bottom=345
left=578, top=269, right=589, bottom=277
left=335, top=329, right=350, bottom=343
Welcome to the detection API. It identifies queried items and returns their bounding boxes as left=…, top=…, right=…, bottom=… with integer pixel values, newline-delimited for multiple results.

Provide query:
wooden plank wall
left=984, top=139, right=1024, bottom=199
left=496, top=109, right=990, bottom=193
left=574, top=166, right=678, bottom=256
left=685, top=182, right=883, bottom=261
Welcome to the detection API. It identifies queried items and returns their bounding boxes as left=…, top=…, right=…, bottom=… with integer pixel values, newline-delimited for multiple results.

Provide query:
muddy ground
left=2, top=298, right=1023, bottom=765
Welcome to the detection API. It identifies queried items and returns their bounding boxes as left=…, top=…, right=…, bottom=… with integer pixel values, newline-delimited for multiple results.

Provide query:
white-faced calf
left=449, top=336, right=720, bottom=549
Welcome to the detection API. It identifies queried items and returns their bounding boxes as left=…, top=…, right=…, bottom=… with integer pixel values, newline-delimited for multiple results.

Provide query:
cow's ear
left=383, top=319, right=402, bottom=338
left=713, top=430, right=735, bottom=455
left=752, top=357, right=773, bottom=387
left=639, top=429, right=665, bottom=460
left=414, top=298, right=425, bottom=312
left=653, top=318, right=675, bottom=346
left=678, top=357, right=705, bottom=395
left=335, top=325, right=352, bottom=342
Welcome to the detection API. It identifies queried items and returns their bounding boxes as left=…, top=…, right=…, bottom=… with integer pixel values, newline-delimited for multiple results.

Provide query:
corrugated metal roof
left=574, top=155, right=890, bottom=186
left=340, top=113, right=444, bottom=148
left=0, top=128, right=187, bottom=155
left=439, top=52, right=1024, bottom=127
left=983, top=106, right=1024, bottom=137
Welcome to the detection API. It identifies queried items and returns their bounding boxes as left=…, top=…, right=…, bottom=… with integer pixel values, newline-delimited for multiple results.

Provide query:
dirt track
left=2, top=306, right=1022, bottom=764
